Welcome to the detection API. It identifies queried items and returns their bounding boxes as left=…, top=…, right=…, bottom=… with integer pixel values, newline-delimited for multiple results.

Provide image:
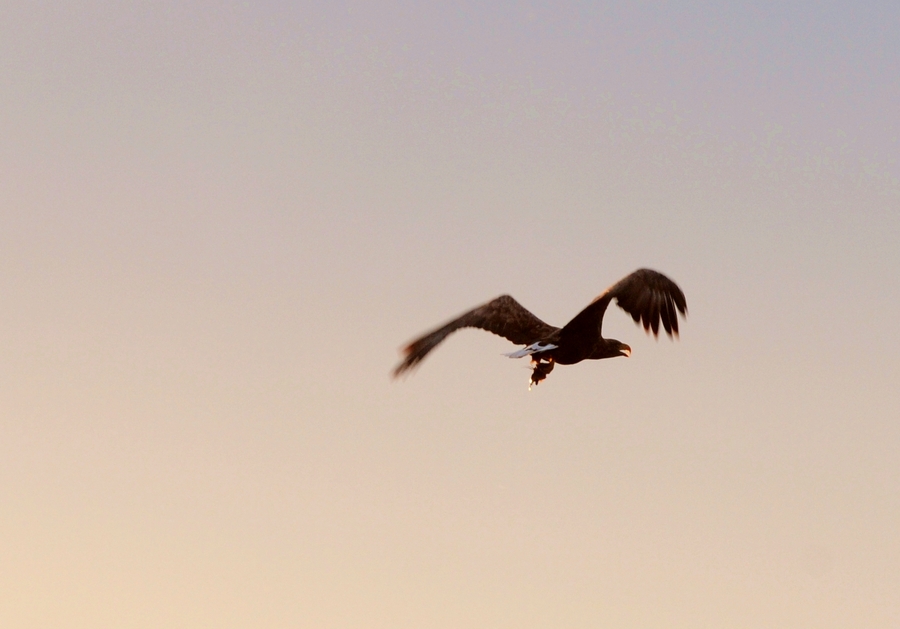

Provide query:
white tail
left=504, top=342, right=558, bottom=359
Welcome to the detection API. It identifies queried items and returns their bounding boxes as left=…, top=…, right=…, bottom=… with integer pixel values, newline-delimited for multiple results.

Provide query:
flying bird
left=393, top=268, right=686, bottom=387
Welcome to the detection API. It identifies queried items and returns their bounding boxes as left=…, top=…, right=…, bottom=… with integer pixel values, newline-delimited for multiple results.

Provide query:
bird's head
left=617, top=342, right=632, bottom=358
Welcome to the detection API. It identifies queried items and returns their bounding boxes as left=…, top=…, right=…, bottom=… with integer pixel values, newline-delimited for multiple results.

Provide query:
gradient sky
left=2, top=2, right=899, bottom=627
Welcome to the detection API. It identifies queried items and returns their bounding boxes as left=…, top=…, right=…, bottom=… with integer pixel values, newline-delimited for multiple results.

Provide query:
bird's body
left=393, top=268, right=687, bottom=387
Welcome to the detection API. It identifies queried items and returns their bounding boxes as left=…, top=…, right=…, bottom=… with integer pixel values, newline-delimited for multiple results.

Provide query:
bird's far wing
left=606, top=268, right=687, bottom=337
left=393, top=295, right=558, bottom=377
left=560, top=268, right=687, bottom=341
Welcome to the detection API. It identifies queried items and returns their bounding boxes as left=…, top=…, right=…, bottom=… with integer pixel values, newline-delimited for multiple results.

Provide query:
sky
left=1, top=1, right=899, bottom=627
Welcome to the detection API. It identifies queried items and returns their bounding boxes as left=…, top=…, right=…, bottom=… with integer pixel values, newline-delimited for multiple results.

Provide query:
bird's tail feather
left=504, top=342, right=558, bottom=359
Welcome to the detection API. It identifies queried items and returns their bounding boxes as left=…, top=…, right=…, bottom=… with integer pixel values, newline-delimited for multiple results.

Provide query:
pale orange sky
left=1, top=2, right=899, bottom=627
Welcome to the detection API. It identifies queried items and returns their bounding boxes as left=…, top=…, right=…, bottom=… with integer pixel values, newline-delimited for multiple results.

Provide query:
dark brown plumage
left=393, top=268, right=687, bottom=387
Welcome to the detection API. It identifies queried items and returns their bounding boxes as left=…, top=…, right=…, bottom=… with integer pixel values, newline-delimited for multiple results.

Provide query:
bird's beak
left=621, top=345, right=632, bottom=357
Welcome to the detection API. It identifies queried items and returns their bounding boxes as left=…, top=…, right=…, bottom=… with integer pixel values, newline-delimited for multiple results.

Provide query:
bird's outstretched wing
left=393, top=295, right=558, bottom=377
left=560, top=268, right=687, bottom=342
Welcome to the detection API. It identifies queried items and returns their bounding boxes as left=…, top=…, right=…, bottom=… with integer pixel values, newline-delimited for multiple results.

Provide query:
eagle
left=393, top=268, right=686, bottom=387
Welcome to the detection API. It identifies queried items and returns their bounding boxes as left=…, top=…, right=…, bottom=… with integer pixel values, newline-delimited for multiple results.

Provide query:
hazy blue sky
left=1, top=2, right=899, bottom=627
